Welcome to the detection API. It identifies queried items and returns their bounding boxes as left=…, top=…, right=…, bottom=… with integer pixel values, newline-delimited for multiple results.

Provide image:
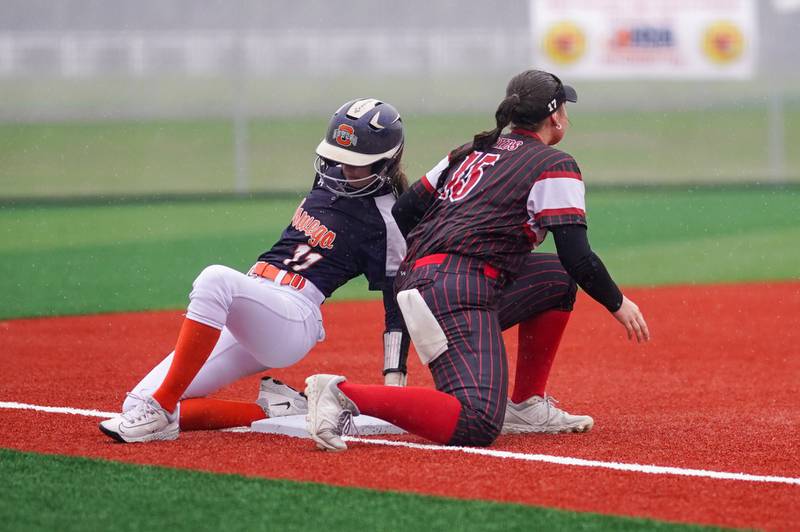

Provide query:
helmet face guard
left=315, top=98, right=404, bottom=197
left=314, top=146, right=402, bottom=198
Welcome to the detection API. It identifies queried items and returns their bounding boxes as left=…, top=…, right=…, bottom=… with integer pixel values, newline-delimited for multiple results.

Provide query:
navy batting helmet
left=314, top=98, right=404, bottom=197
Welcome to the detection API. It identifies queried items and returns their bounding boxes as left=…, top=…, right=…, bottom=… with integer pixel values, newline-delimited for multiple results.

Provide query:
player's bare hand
left=612, top=295, right=650, bottom=343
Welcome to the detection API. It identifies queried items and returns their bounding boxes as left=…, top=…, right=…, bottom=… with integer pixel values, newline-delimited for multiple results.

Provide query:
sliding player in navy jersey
left=99, top=98, right=412, bottom=443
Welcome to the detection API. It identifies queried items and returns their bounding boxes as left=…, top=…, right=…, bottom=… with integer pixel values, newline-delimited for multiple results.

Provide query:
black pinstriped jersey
left=258, top=169, right=406, bottom=328
left=403, top=128, right=586, bottom=276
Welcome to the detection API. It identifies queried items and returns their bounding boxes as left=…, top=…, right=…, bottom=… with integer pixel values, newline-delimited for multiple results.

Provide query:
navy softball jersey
left=396, top=129, right=585, bottom=446
left=259, top=170, right=406, bottom=331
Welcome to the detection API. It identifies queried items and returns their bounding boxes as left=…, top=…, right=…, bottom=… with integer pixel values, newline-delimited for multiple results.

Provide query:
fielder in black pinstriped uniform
left=391, top=71, right=650, bottom=446
left=303, top=70, right=649, bottom=451
left=394, top=135, right=589, bottom=444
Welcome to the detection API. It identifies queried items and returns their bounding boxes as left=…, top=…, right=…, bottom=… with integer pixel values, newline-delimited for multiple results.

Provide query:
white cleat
left=502, top=395, right=594, bottom=435
left=256, top=376, right=308, bottom=417
left=99, top=394, right=179, bottom=443
left=304, top=374, right=360, bottom=452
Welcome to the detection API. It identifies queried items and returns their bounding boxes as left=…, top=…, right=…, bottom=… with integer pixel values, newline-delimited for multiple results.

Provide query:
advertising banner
left=530, top=0, right=757, bottom=79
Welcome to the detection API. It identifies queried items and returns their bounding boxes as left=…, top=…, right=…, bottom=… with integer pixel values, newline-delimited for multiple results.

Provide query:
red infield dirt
left=2, top=282, right=799, bottom=531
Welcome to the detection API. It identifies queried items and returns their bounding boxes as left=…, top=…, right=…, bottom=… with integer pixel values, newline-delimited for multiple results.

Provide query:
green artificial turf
left=0, top=449, right=727, bottom=532
left=1, top=187, right=798, bottom=319
left=563, top=186, right=800, bottom=285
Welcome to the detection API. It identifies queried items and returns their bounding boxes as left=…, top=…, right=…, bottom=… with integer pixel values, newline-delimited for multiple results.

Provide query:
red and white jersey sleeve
left=525, top=156, right=587, bottom=248
left=420, top=156, right=450, bottom=193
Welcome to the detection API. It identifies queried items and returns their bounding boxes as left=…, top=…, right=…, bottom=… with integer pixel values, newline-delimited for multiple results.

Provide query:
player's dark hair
left=372, top=147, right=408, bottom=196
left=388, top=164, right=410, bottom=195
left=445, top=70, right=560, bottom=177
left=386, top=146, right=408, bottom=196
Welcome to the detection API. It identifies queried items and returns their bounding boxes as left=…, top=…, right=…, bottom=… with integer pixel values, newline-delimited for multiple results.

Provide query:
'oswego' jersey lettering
left=290, top=199, right=337, bottom=249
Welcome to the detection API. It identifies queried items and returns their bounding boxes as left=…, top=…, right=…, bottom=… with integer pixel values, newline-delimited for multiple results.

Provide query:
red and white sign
left=530, top=0, right=757, bottom=79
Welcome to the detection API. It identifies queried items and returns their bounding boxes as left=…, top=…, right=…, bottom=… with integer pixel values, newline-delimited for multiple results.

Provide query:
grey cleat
left=502, top=395, right=594, bottom=434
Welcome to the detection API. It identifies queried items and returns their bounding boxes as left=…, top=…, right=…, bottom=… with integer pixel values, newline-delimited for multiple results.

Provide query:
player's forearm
left=391, top=180, right=435, bottom=237
left=382, top=280, right=410, bottom=383
left=551, top=224, right=623, bottom=312
left=564, top=251, right=623, bottom=312
left=383, top=328, right=410, bottom=375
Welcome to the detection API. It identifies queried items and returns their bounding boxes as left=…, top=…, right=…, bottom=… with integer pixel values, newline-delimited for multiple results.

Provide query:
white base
left=251, top=414, right=405, bottom=439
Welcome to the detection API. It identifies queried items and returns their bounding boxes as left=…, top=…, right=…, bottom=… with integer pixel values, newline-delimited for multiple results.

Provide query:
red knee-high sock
left=151, top=319, right=221, bottom=412
left=338, top=382, right=461, bottom=444
left=511, top=309, right=570, bottom=404
left=179, top=398, right=266, bottom=431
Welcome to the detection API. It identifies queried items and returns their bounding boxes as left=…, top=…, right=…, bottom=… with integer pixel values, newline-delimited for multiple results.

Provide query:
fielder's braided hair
left=444, top=70, right=560, bottom=179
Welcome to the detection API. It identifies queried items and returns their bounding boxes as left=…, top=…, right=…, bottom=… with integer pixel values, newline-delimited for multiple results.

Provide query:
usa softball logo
left=542, top=21, right=586, bottom=65
left=702, top=21, right=745, bottom=64
left=333, top=124, right=358, bottom=147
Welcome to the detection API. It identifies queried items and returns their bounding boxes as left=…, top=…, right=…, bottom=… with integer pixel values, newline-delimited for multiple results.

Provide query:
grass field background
left=1, top=187, right=797, bottom=319
left=2, top=106, right=799, bottom=199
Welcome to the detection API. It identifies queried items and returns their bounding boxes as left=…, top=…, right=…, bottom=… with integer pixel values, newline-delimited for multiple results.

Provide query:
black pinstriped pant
left=397, top=253, right=576, bottom=447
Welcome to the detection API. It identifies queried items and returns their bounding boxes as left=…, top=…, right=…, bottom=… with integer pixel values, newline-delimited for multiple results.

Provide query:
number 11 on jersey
left=283, top=244, right=323, bottom=271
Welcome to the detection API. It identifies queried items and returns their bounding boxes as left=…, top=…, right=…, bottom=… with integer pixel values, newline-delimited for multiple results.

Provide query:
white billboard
left=530, top=0, right=757, bottom=79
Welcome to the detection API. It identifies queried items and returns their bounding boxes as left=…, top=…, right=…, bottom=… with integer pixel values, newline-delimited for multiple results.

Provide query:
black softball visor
left=530, top=75, right=578, bottom=122
left=563, top=84, right=578, bottom=103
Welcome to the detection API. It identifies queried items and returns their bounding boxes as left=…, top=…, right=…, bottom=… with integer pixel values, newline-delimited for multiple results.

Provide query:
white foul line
left=0, top=401, right=116, bottom=419
left=344, top=437, right=800, bottom=486
left=3, top=400, right=799, bottom=486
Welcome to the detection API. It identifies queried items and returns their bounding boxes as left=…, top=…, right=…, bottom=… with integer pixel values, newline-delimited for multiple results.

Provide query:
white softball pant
left=123, top=264, right=325, bottom=411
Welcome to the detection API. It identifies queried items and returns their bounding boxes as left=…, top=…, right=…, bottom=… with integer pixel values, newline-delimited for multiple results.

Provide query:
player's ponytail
left=437, top=70, right=561, bottom=190
left=473, top=92, right=520, bottom=152
left=446, top=93, right=520, bottom=171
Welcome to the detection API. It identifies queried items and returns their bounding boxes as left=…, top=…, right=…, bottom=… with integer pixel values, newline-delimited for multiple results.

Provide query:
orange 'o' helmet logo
left=333, top=124, right=358, bottom=147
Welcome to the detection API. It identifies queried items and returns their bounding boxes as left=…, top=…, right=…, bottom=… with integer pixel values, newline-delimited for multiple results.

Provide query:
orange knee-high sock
left=511, top=309, right=570, bottom=403
left=178, top=398, right=266, bottom=431
left=338, top=382, right=461, bottom=444
left=151, top=319, right=221, bottom=413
